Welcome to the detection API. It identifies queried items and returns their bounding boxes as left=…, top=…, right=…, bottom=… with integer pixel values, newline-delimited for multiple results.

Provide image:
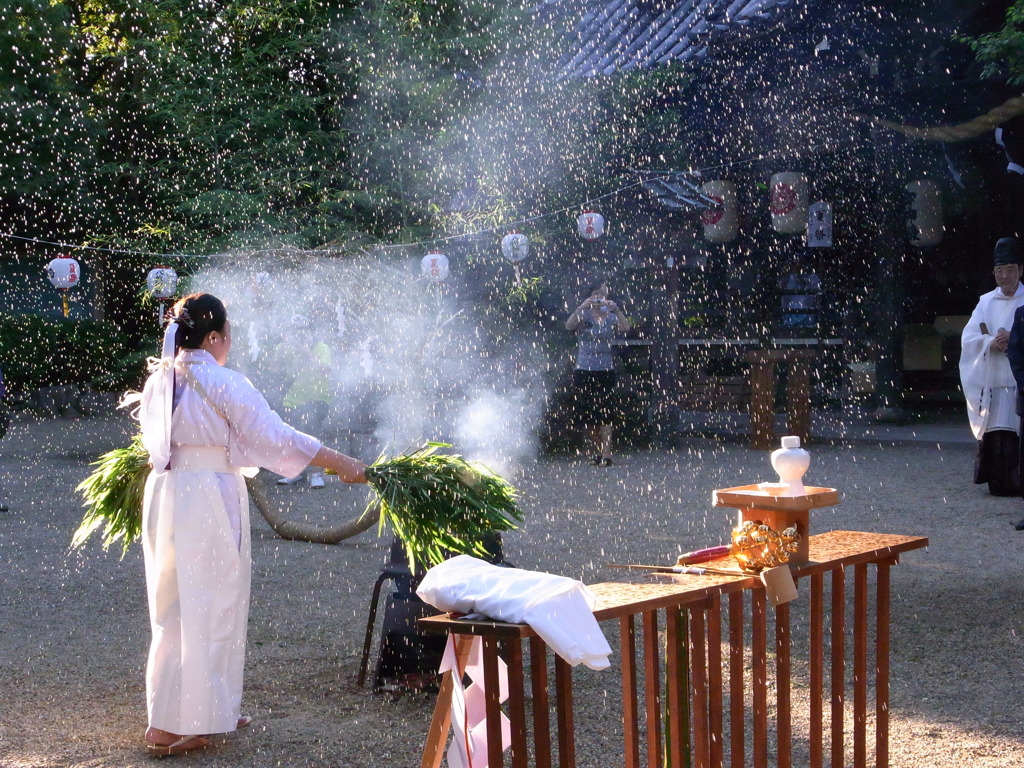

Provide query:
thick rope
left=853, top=94, right=1024, bottom=142
left=246, top=475, right=378, bottom=544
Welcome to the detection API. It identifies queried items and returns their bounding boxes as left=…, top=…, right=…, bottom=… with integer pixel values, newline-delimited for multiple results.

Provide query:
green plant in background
left=505, top=275, right=545, bottom=308
left=680, top=314, right=705, bottom=329
left=477, top=268, right=557, bottom=349
left=430, top=178, right=519, bottom=254
left=0, top=315, right=148, bottom=396
left=962, top=1, right=1024, bottom=85
left=90, top=349, right=152, bottom=393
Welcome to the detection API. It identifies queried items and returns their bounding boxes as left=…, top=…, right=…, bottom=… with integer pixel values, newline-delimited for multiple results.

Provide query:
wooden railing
left=419, top=530, right=927, bottom=768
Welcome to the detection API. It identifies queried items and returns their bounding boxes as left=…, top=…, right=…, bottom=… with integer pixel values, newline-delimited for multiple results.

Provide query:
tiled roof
left=538, top=0, right=817, bottom=79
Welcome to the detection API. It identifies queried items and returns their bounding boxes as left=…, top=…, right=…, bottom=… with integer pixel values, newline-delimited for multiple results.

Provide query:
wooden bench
left=419, top=530, right=927, bottom=768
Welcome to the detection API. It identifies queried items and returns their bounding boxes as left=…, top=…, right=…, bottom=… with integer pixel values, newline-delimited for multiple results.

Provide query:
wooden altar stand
left=419, top=530, right=927, bottom=768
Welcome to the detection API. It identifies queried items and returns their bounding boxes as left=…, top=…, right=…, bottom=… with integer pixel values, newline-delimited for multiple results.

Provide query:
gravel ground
left=1, top=411, right=1022, bottom=767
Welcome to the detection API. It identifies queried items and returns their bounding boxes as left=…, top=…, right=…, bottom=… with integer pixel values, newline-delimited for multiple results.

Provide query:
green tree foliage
left=0, top=314, right=140, bottom=393
left=963, top=0, right=1024, bottom=85
left=0, top=0, right=694, bottom=262
left=335, top=0, right=520, bottom=241
left=0, top=3, right=97, bottom=234
left=77, top=0, right=361, bottom=252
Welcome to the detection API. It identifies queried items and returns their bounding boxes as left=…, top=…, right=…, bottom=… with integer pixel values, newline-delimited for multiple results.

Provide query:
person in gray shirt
left=566, top=280, right=630, bottom=466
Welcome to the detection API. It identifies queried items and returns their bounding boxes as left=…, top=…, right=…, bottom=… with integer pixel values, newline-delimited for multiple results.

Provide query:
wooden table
left=419, top=530, right=927, bottom=768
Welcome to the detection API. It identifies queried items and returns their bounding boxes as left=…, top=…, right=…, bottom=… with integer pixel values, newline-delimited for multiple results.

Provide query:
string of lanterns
left=420, top=171, right=943, bottom=283
left=44, top=257, right=180, bottom=321
left=39, top=169, right=945, bottom=293
left=12, top=137, right=921, bottom=278
left=696, top=173, right=942, bottom=247
left=420, top=228, right=538, bottom=283
left=421, top=214, right=602, bottom=283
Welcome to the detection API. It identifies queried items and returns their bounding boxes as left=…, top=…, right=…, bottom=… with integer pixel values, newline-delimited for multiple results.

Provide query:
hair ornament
left=172, top=307, right=195, bottom=328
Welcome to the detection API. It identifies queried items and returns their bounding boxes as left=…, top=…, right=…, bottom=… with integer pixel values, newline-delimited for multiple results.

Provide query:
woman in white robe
left=139, top=293, right=367, bottom=755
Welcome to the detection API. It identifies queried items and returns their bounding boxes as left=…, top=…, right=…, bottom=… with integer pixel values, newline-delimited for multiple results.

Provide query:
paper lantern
left=421, top=252, right=449, bottom=282
left=46, top=257, right=80, bottom=289
left=145, top=266, right=179, bottom=324
left=700, top=180, right=739, bottom=243
left=769, top=172, right=809, bottom=234
left=577, top=211, right=605, bottom=240
left=501, top=232, right=530, bottom=262
left=146, top=266, right=178, bottom=299
left=905, top=179, right=943, bottom=247
left=46, top=257, right=80, bottom=317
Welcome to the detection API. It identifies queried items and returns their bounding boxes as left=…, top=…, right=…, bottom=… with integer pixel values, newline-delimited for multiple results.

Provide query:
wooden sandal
left=147, top=735, right=212, bottom=756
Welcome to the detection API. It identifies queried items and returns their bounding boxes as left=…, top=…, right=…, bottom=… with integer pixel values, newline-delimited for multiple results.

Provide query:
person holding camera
left=566, top=280, right=630, bottom=466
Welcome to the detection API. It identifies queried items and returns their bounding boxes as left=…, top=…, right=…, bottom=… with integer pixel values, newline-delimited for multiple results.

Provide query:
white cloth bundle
left=416, top=555, right=612, bottom=670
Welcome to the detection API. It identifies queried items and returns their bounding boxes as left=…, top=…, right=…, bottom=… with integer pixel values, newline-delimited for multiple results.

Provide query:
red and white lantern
left=46, top=256, right=80, bottom=289
left=46, top=256, right=80, bottom=317
left=769, top=172, right=809, bottom=234
left=905, top=179, right=943, bottom=247
left=421, top=252, right=449, bottom=282
left=577, top=211, right=605, bottom=240
left=700, top=180, right=739, bottom=243
left=501, top=232, right=530, bottom=262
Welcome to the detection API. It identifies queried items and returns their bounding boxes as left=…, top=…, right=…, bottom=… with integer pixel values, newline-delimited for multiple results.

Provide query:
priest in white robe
left=139, top=293, right=367, bottom=755
left=961, top=237, right=1024, bottom=496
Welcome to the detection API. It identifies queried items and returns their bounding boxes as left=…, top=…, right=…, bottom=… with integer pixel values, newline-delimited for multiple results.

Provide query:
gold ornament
left=730, top=520, right=802, bottom=571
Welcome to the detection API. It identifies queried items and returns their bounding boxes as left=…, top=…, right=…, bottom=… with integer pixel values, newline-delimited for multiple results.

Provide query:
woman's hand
left=310, top=447, right=368, bottom=483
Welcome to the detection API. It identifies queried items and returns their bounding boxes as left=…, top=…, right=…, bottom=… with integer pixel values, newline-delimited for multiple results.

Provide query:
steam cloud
left=193, top=255, right=546, bottom=476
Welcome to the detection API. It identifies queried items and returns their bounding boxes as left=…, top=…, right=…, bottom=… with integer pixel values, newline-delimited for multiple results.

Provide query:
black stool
left=357, top=535, right=510, bottom=691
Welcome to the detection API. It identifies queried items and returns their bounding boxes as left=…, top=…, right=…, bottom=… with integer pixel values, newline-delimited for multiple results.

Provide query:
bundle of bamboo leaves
left=363, top=442, right=523, bottom=570
left=73, top=438, right=523, bottom=570
left=73, top=433, right=150, bottom=558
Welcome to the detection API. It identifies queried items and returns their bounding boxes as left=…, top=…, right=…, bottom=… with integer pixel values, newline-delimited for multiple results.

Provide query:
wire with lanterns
left=7, top=131, right=951, bottom=298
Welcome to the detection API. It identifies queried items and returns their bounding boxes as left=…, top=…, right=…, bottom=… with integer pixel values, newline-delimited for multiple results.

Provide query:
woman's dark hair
left=585, top=280, right=608, bottom=296
left=171, top=293, right=227, bottom=349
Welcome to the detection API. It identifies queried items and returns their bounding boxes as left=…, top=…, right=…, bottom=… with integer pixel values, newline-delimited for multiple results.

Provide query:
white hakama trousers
left=142, top=446, right=251, bottom=736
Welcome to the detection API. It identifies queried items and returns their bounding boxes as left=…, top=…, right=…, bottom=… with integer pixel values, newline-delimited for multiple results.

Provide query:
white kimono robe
left=960, top=284, right=1024, bottom=440
left=140, top=347, right=321, bottom=736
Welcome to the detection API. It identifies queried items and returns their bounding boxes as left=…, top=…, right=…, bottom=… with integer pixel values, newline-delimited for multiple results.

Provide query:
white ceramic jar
left=771, top=435, right=810, bottom=497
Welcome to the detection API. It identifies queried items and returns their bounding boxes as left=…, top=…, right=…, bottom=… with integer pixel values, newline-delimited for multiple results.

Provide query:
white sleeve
left=207, top=370, right=322, bottom=478
left=960, top=301, right=992, bottom=357
left=960, top=299, right=993, bottom=440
